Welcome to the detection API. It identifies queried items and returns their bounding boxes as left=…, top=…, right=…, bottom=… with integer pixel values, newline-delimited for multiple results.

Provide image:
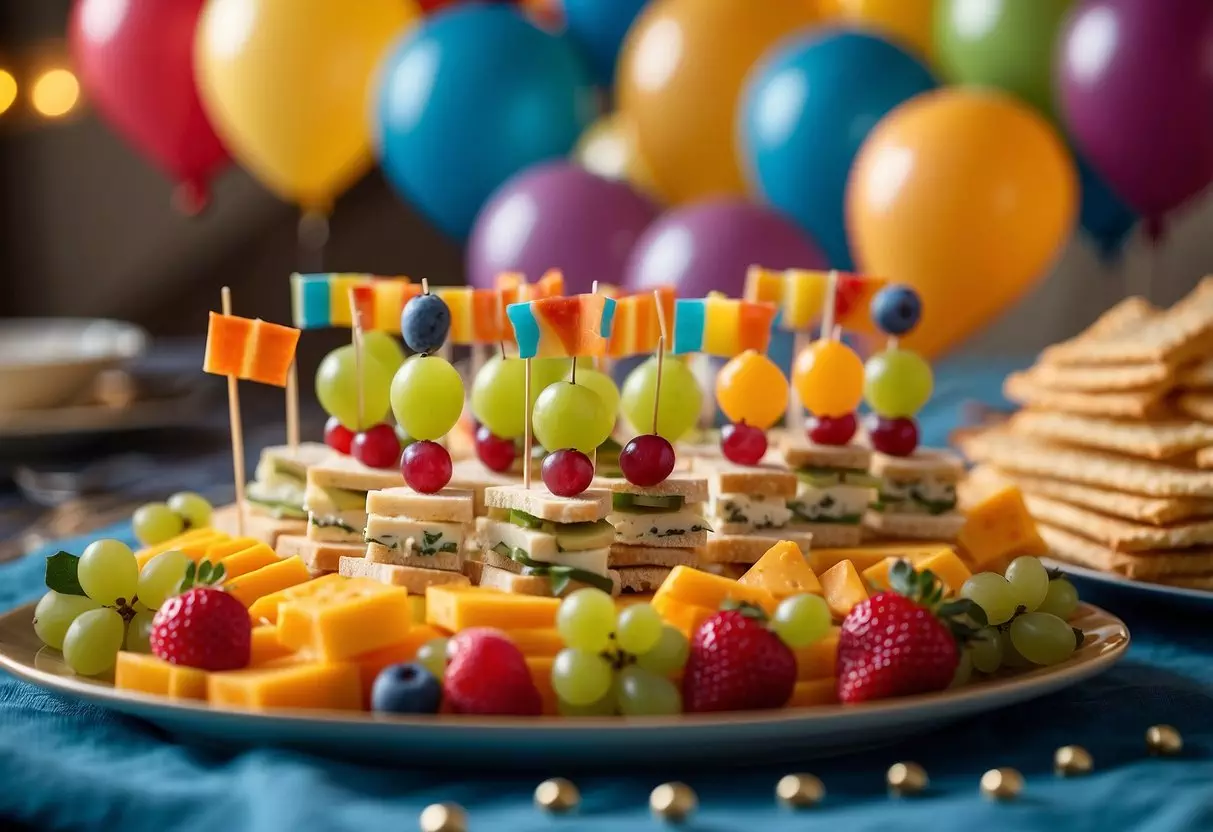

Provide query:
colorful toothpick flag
left=744, top=267, right=888, bottom=333
left=203, top=313, right=301, bottom=387
left=607, top=286, right=675, bottom=357
left=435, top=287, right=512, bottom=345
left=506, top=294, right=617, bottom=359
left=289, top=273, right=418, bottom=332
left=671, top=297, right=776, bottom=357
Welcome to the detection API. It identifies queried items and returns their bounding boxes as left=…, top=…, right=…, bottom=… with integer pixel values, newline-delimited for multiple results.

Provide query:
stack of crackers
left=956, top=278, right=1213, bottom=591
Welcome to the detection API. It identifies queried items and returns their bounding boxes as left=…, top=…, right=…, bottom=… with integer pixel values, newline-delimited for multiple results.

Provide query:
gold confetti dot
left=1146, top=725, right=1183, bottom=756
left=419, top=802, right=467, bottom=832
left=776, top=773, right=825, bottom=808
left=887, top=762, right=928, bottom=796
left=650, top=782, right=697, bottom=823
left=535, top=778, right=580, bottom=814
left=980, top=768, right=1024, bottom=801
left=1054, top=745, right=1093, bottom=777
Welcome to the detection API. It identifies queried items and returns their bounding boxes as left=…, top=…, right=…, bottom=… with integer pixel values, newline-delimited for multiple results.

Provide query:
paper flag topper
left=744, top=267, right=888, bottom=333
left=608, top=285, right=675, bottom=357
left=507, top=294, right=617, bottom=359
left=435, top=287, right=511, bottom=345
left=672, top=297, right=776, bottom=357
left=290, top=273, right=420, bottom=332
left=203, top=313, right=301, bottom=387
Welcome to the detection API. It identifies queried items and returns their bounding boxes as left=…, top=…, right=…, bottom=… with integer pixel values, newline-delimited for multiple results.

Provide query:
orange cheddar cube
left=115, top=652, right=208, bottom=700
left=958, top=486, right=1048, bottom=570
left=353, top=624, right=443, bottom=706
left=738, top=541, right=822, bottom=599
left=203, top=312, right=254, bottom=376
left=426, top=585, right=559, bottom=632
left=651, top=594, right=713, bottom=637
left=525, top=655, right=558, bottom=716
left=226, top=556, right=311, bottom=608
left=794, top=630, right=839, bottom=681
left=810, top=543, right=952, bottom=574
left=219, top=543, right=281, bottom=580
left=788, top=677, right=839, bottom=708
left=247, top=573, right=348, bottom=624
left=407, top=594, right=426, bottom=625
left=277, top=577, right=412, bottom=661
left=820, top=560, right=869, bottom=620
left=249, top=625, right=294, bottom=667
left=136, top=530, right=228, bottom=569
left=915, top=549, right=972, bottom=595
left=505, top=628, right=565, bottom=657
left=208, top=662, right=361, bottom=711
left=203, top=537, right=260, bottom=563
left=653, top=565, right=777, bottom=615
left=861, top=557, right=899, bottom=592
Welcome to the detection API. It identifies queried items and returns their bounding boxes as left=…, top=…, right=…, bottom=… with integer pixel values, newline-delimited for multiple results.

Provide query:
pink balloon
left=1056, top=0, right=1213, bottom=231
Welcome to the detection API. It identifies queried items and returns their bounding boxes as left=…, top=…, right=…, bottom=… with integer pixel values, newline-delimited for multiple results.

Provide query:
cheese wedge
left=737, top=540, right=821, bottom=598
left=277, top=577, right=412, bottom=661
left=426, top=585, right=559, bottom=631
left=208, top=662, right=362, bottom=711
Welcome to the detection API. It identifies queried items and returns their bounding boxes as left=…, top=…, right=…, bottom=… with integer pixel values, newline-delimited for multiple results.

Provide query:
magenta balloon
left=623, top=200, right=826, bottom=296
left=1056, top=0, right=1213, bottom=227
left=466, top=161, right=660, bottom=294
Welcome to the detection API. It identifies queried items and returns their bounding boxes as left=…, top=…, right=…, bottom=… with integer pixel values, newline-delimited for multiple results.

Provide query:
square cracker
left=1020, top=361, right=1175, bottom=393
left=1179, top=355, right=1213, bottom=389
left=1022, top=493, right=1213, bottom=552
left=1038, top=523, right=1213, bottom=579
left=863, top=511, right=965, bottom=542
left=1177, top=392, right=1213, bottom=422
left=1008, top=411, right=1213, bottom=460
left=1003, top=372, right=1167, bottom=418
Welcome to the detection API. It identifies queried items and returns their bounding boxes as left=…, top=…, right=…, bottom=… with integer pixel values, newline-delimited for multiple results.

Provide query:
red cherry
left=324, top=416, right=354, bottom=455
left=541, top=449, right=594, bottom=497
left=620, top=434, right=676, bottom=486
left=807, top=412, right=857, bottom=446
left=868, top=415, right=919, bottom=457
left=721, top=422, right=767, bottom=466
left=402, top=440, right=453, bottom=493
left=352, top=423, right=402, bottom=469
left=475, top=425, right=517, bottom=473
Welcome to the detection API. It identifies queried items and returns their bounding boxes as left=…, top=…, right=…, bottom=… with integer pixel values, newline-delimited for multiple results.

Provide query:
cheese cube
left=651, top=594, right=713, bottom=637
left=819, top=560, right=868, bottom=620
left=652, top=565, right=777, bottom=615
left=115, top=652, right=208, bottom=700
left=738, top=541, right=822, bottom=599
left=810, top=543, right=953, bottom=574
left=407, top=594, right=426, bottom=625
left=226, top=556, right=312, bottom=608
left=958, top=486, right=1047, bottom=570
left=506, top=629, right=565, bottom=657
left=249, top=625, right=294, bottom=667
left=525, top=655, right=559, bottom=716
left=208, top=662, right=362, bottom=711
left=426, top=585, right=559, bottom=632
left=861, top=557, right=899, bottom=592
left=219, top=543, right=281, bottom=580
left=788, top=677, right=838, bottom=708
left=794, top=630, right=839, bottom=681
left=277, top=577, right=412, bottom=661
left=136, top=530, right=229, bottom=569
left=203, top=537, right=261, bottom=563
left=915, top=549, right=972, bottom=595
left=247, top=573, right=348, bottom=624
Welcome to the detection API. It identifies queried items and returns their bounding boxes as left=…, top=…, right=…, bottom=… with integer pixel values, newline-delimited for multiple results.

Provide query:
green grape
left=417, top=637, right=449, bottom=680
left=471, top=355, right=528, bottom=439
left=167, top=492, right=212, bottom=529
left=33, top=591, right=101, bottom=650
left=552, top=648, right=614, bottom=706
left=558, top=691, right=617, bottom=717
left=556, top=588, right=616, bottom=652
left=1038, top=578, right=1079, bottom=620
left=616, top=666, right=682, bottom=716
left=620, top=356, right=702, bottom=441
left=62, top=607, right=125, bottom=676
left=949, top=648, right=973, bottom=689
left=137, top=550, right=191, bottom=610
left=863, top=348, right=933, bottom=418
left=970, top=627, right=1003, bottom=674
left=999, top=628, right=1033, bottom=669
left=770, top=594, right=832, bottom=648
left=615, top=603, right=663, bottom=655
left=78, top=539, right=138, bottom=605
left=132, top=503, right=185, bottom=546
left=315, top=344, right=393, bottom=430
left=1004, top=556, right=1049, bottom=612
left=960, top=572, right=1018, bottom=626
left=125, top=610, right=155, bottom=654
left=636, top=626, right=689, bottom=676
left=362, top=330, right=406, bottom=372
left=575, top=369, right=620, bottom=428
left=390, top=355, right=465, bottom=441
left=534, top=357, right=592, bottom=390
left=532, top=382, right=612, bottom=454
left=1009, top=612, right=1077, bottom=666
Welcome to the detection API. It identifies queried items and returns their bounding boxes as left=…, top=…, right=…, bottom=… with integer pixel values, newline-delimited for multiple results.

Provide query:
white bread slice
left=366, top=486, right=474, bottom=523
left=696, top=459, right=798, bottom=498
left=478, top=561, right=621, bottom=597
left=783, top=440, right=871, bottom=471
left=698, top=530, right=815, bottom=565
left=615, top=566, right=672, bottom=594
left=592, top=475, right=709, bottom=503
left=307, top=455, right=405, bottom=492
left=274, top=534, right=363, bottom=575
left=484, top=485, right=610, bottom=523
left=869, top=448, right=964, bottom=482
left=366, top=541, right=463, bottom=573
left=257, top=442, right=333, bottom=480
left=338, top=556, right=469, bottom=591
left=863, top=510, right=965, bottom=541
left=608, top=544, right=697, bottom=569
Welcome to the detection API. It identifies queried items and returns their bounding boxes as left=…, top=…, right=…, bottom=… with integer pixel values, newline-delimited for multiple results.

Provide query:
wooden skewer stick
left=285, top=360, right=300, bottom=450
left=523, top=357, right=533, bottom=489
left=348, top=287, right=366, bottom=432
left=653, top=290, right=671, bottom=436
left=820, top=269, right=839, bottom=341
left=220, top=286, right=246, bottom=537
left=497, top=288, right=509, bottom=360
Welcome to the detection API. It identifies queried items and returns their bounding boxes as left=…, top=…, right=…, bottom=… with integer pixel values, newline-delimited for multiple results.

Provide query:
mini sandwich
left=782, top=439, right=878, bottom=548
left=477, top=485, right=619, bottom=597
left=225, top=442, right=331, bottom=544
left=275, top=534, right=361, bottom=578
left=697, top=460, right=814, bottom=565
left=864, top=449, right=966, bottom=540
left=448, top=457, right=520, bottom=518
left=596, top=475, right=709, bottom=593
left=337, top=486, right=473, bottom=591
left=303, top=455, right=403, bottom=545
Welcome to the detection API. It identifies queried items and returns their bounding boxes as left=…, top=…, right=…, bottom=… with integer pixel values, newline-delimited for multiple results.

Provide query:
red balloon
left=70, top=0, right=229, bottom=212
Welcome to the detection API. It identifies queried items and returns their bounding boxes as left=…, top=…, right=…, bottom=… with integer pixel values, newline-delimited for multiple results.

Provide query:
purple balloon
left=466, top=161, right=659, bottom=294
left=623, top=200, right=825, bottom=296
left=1057, top=0, right=1213, bottom=230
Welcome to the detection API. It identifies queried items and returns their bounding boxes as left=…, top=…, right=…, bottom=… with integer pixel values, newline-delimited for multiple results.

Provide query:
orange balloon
left=716, top=351, right=789, bottom=430
left=793, top=340, right=864, bottom=418
left=832, top=0, right=935, bottom=63
left=846, top=89, right=1077, bottom=358
left=616, top=0, right=819, bottom=205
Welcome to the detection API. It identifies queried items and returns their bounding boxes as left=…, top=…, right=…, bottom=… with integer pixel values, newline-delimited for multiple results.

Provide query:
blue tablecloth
left=2, top=360, right=1212, bottom=831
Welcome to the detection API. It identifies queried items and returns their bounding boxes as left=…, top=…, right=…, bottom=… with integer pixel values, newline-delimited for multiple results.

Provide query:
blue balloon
left=739, top=31, right=937, bottom=269
left=1075, top=152, right=1138, bottom=262
left=374, top=6, right=597, bottom=239
left=562, top=0, right=649, bottom=86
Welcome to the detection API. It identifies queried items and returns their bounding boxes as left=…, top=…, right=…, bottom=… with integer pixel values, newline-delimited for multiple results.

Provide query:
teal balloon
left=374, top=5, right=597, bottom=239
left=739, top=31, right=936, bottom=269
left=563, top=0, right=648, bottom=86
left=1076, top=152, right=1138, bottom=261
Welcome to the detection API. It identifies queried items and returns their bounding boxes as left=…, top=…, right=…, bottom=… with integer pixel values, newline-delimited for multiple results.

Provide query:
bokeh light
left=31, top=68, right=79, bottom=117
left=0, top=70, right=17, bottom=116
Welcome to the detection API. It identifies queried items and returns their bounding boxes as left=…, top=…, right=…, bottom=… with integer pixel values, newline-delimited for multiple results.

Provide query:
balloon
left=831, top=0, right=935, bottom=63
left=562, top=0, right=649, bottom=86
left=934, top=0, right=1073, bottom=118
left=375, top=5, right=596, bottom=239
left=69, top=0, right=228, bottom=210
left=466, top=161, right=659, bottom=294
left=740, top=32, right=936, bottom=269
left=1076, top=152, right=1137, bottom=262
left=616, top=0, right=819, bottom=205
left=1057, top=0, right=1213, bottom=231
left=846, top=89, right=1077, bottom=358
left=196, top=0, right=417, bottom=212
left=572, top=112, right=658, bottom=198
left=623, top=200, right=826, bottom=297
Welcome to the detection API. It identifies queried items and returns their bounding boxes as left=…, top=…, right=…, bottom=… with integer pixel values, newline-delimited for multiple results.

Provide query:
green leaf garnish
left=44, top=551, right=87, bottom=596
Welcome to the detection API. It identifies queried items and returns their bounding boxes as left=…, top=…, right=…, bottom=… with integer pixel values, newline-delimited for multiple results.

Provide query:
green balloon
left=934, top=0, right=1074, bottom=119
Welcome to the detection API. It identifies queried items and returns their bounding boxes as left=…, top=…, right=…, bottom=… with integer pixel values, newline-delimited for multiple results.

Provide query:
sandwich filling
left=710, top=493, right=793, bottom=531
left=246, top=454, right=311, bottom=519
left=483, top=507, right=614, bottom=594
left=364, top=515, right=463, bottom=556
left=784, top=466, right=878, bottom=525
left=606, top=492, right=711, bottom=544
left=305, top=483, right=370, bottom=539
left=871, top=475, right=958, bottom=516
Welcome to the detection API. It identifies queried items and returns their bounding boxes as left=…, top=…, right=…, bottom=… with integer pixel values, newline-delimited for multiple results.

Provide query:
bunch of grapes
left=131, top=492, right=213, bottom=547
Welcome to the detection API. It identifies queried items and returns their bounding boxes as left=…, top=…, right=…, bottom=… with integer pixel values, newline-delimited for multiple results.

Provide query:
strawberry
left=682, top=604, right=796, bottom=713
left=837, top=560, right=986, bottom=704
left=150, top=560, right=249, bottom=671
left=444, top=628, right=542, bottom=716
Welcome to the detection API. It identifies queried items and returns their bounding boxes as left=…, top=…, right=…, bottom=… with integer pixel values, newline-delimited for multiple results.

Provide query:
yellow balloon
left=616, top=0, right=819, bottom=205
left=846, top=89, right=1077, bottom=358
left=833, top=0, right=935, bottom=63
left=572, top=112, right=659, bottom=199
left=196, top=0, right=419, bottom=212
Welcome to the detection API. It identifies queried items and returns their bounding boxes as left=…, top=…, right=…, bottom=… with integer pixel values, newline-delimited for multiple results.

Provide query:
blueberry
left=870, top=284, right=922, bottom=336
left=371, top=662, right=442, bottom=714
left=401, top=293, right=451, bottom=354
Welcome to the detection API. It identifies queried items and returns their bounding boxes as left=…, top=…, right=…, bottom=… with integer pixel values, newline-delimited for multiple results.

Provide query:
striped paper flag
left=203, top=313, right=300, bottom=387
